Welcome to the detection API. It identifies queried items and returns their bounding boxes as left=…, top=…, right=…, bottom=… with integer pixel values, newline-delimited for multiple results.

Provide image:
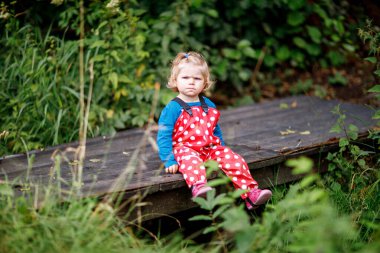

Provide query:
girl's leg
left=208, top=145, right=258, bottom=199
left=174, top=146, right=207, bottom=187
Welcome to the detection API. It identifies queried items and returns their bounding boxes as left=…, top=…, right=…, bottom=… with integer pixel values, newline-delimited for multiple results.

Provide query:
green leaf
left=204, top=160, right=219, bottom=170
left=348, top=125, right=358, bottom=140
left=339, top=137, right=349, bottom=147
left=192, top=195, right=212, bottom=210
left=231, top=189, right=248, bottom=198
left=293, top=37, right=307, bottom=48
left=348, top=124, right=359, bottom=133
left=203, top=226, right=218, bottom=234
left=313, top=4, right=328, bottom=20
left=90, top=40, right=106, bottom=49
left=109, top=72, right=118, bottom=89
left=207, top=178, right=230, bottom=187
left=189, top=215, right=212, bottom=221
left=206, top=9, right=219, bottom=18
left=118, top=74, right=132, bottom=84
left=0, top=184, right=14, bottom=196
left=287, top=156, right=313, bottom=175
left=276, top=46, right=290, bottom=60
left=213, top=193, right=232, bottom=206
left=335, top=20, right=345, bottom=35
left=328, top=163, right=336, bottom=172
left=191, top=0, right=202, bottom=8
left=328, top=72, right=347, bottom=86
left=331, top=34, right=341, bottom=42
left=222, top=48, right=241, bottom=60
left=287, top=12, right=305, bottom=26
left=111, top=50, right=121, bottom=62
left=372, top=110, right=380, bottom=119
left=238, top=69, right=251, bottom=81
left=242, top=47, right=257, bottom=58
left=308, top=188, right=326, bottom=202
left=343, top=43, right=356, bottom=52
left=97, top=21, right=108, bottom=30
left=358, top=159, right=366, bottom=168
left=212, top=205, right=230, bottom=219
left=368, top=85, right=380, bottom=93
left=299, top=174, right=318, bottom=188
left=280, top=103, right=289, bottom=109
left=307, top=26, right=321, bottom=44
left=91, top=54, right=105, bottom=62
left=288, top=0, right=305, bottom=10
left=263, top=55, right=277, bottom=67
left=365, top=57, right=377, bottom=63
left=305, top=44, right=321, bottom=56
left=221, top=207, right=250, bottom=233
left=237, top=39, right=251, bottom=49
left=328, top=51, right=345, bottom=66
left=262, top=22, right=272, bottom=34
left=331, top=104, right=341, bottom=115
left=374, top=70, right=380, bottom=77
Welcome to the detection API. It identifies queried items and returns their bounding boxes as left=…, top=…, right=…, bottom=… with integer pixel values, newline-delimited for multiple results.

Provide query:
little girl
left=157, top=52, right=272, bottom=210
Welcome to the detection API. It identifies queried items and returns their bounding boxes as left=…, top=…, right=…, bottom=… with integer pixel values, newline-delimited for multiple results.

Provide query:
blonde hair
left=167, top=51, right=214, bottom=92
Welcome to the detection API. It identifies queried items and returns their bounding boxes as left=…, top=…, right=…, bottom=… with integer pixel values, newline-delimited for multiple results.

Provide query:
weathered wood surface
left=0, top=96, right=376, bottom=211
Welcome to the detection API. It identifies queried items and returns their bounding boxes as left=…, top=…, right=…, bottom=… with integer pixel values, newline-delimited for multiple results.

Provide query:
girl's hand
left=165, top=164, right=179, bottom=174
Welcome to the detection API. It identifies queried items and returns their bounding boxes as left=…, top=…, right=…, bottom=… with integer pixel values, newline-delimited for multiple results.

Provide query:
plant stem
left=76, top=0, right=85, bottom=192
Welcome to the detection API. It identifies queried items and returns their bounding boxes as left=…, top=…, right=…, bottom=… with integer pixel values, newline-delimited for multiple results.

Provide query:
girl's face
left=175, top=63, right=205, bottom=102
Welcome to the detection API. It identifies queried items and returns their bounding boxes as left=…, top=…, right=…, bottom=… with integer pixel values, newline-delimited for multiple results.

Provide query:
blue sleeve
left=203, top=97, right=225, bottom=146
left=157, top=102, right=182, bottom=168
left=214, top=124, right=225, bottom=146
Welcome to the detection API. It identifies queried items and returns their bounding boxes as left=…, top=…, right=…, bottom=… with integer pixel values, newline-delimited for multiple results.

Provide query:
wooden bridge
left=0, top=95, right=376, bottom=220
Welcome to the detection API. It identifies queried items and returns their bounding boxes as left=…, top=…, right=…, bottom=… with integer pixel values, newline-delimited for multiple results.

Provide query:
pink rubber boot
left=245, top=188, right=272, bottom=210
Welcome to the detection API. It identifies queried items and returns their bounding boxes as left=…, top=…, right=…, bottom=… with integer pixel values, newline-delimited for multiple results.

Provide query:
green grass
left=0, top=181, right=202, bottom=253
left=0, top=155, right=379, bottom=253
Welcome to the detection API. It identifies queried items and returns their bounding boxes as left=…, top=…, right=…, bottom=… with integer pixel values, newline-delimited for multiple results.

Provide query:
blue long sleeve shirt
left=157, top=97, right=225, bottom=168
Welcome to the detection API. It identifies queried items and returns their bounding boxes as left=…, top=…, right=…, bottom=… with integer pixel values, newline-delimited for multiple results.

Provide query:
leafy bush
left=0, top=182, right=202, bottom=253
left=192, top=157, right=379, bottom=252
left=138, top=0, right=361, bottom=95
left=0, top=0, right=366, bottom=155
left=0, top=1, right=160, bottom=155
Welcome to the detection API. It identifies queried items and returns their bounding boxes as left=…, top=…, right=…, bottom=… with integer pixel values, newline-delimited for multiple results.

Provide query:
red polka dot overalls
left=172, top=96, right=258, bottom=199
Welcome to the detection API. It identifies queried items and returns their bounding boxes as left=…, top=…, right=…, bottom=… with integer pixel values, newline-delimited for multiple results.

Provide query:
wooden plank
left=0, top=96, right=376, bottom=204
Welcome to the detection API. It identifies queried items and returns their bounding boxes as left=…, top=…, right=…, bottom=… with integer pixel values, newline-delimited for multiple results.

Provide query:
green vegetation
left=1, top=155, right=378, bottom=252
left=0, top=0, right=368, bottom=155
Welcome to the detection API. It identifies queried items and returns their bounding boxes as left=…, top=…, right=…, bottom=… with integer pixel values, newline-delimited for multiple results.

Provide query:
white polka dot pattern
left=171, top=105, right=258, bottom=195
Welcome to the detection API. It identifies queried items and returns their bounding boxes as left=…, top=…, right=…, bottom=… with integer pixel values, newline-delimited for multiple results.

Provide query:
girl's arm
left=214, top=124, right=225, bottom=146
left=157, top=103, right=180, bottom=168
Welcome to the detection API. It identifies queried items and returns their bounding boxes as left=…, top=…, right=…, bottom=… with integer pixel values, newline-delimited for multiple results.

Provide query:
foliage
left=0, top=22, right=80, bottom=154
left=138, top=0, right=361, bottom=95
left=358, top=20, right=380, bottom=122
left=0, top=184, right=204, bottom=253
left=0, top=0, right=367, bottom=155
left=192, top=157, right=380, bottom=252
left=0, top=1, right=161, bottom=155
left=326, top=105, right=379, bottom=243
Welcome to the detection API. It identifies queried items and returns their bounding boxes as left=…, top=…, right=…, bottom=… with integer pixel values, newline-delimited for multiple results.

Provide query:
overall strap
left=172, top=96, right=209, bottom=117
left=199, top=95, right=209, bottom=115
left=172, top=97, right=193, bottom=117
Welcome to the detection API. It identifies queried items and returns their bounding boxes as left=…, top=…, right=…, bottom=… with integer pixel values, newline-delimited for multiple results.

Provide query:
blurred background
left=0, top=0, right=379, bottom=155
